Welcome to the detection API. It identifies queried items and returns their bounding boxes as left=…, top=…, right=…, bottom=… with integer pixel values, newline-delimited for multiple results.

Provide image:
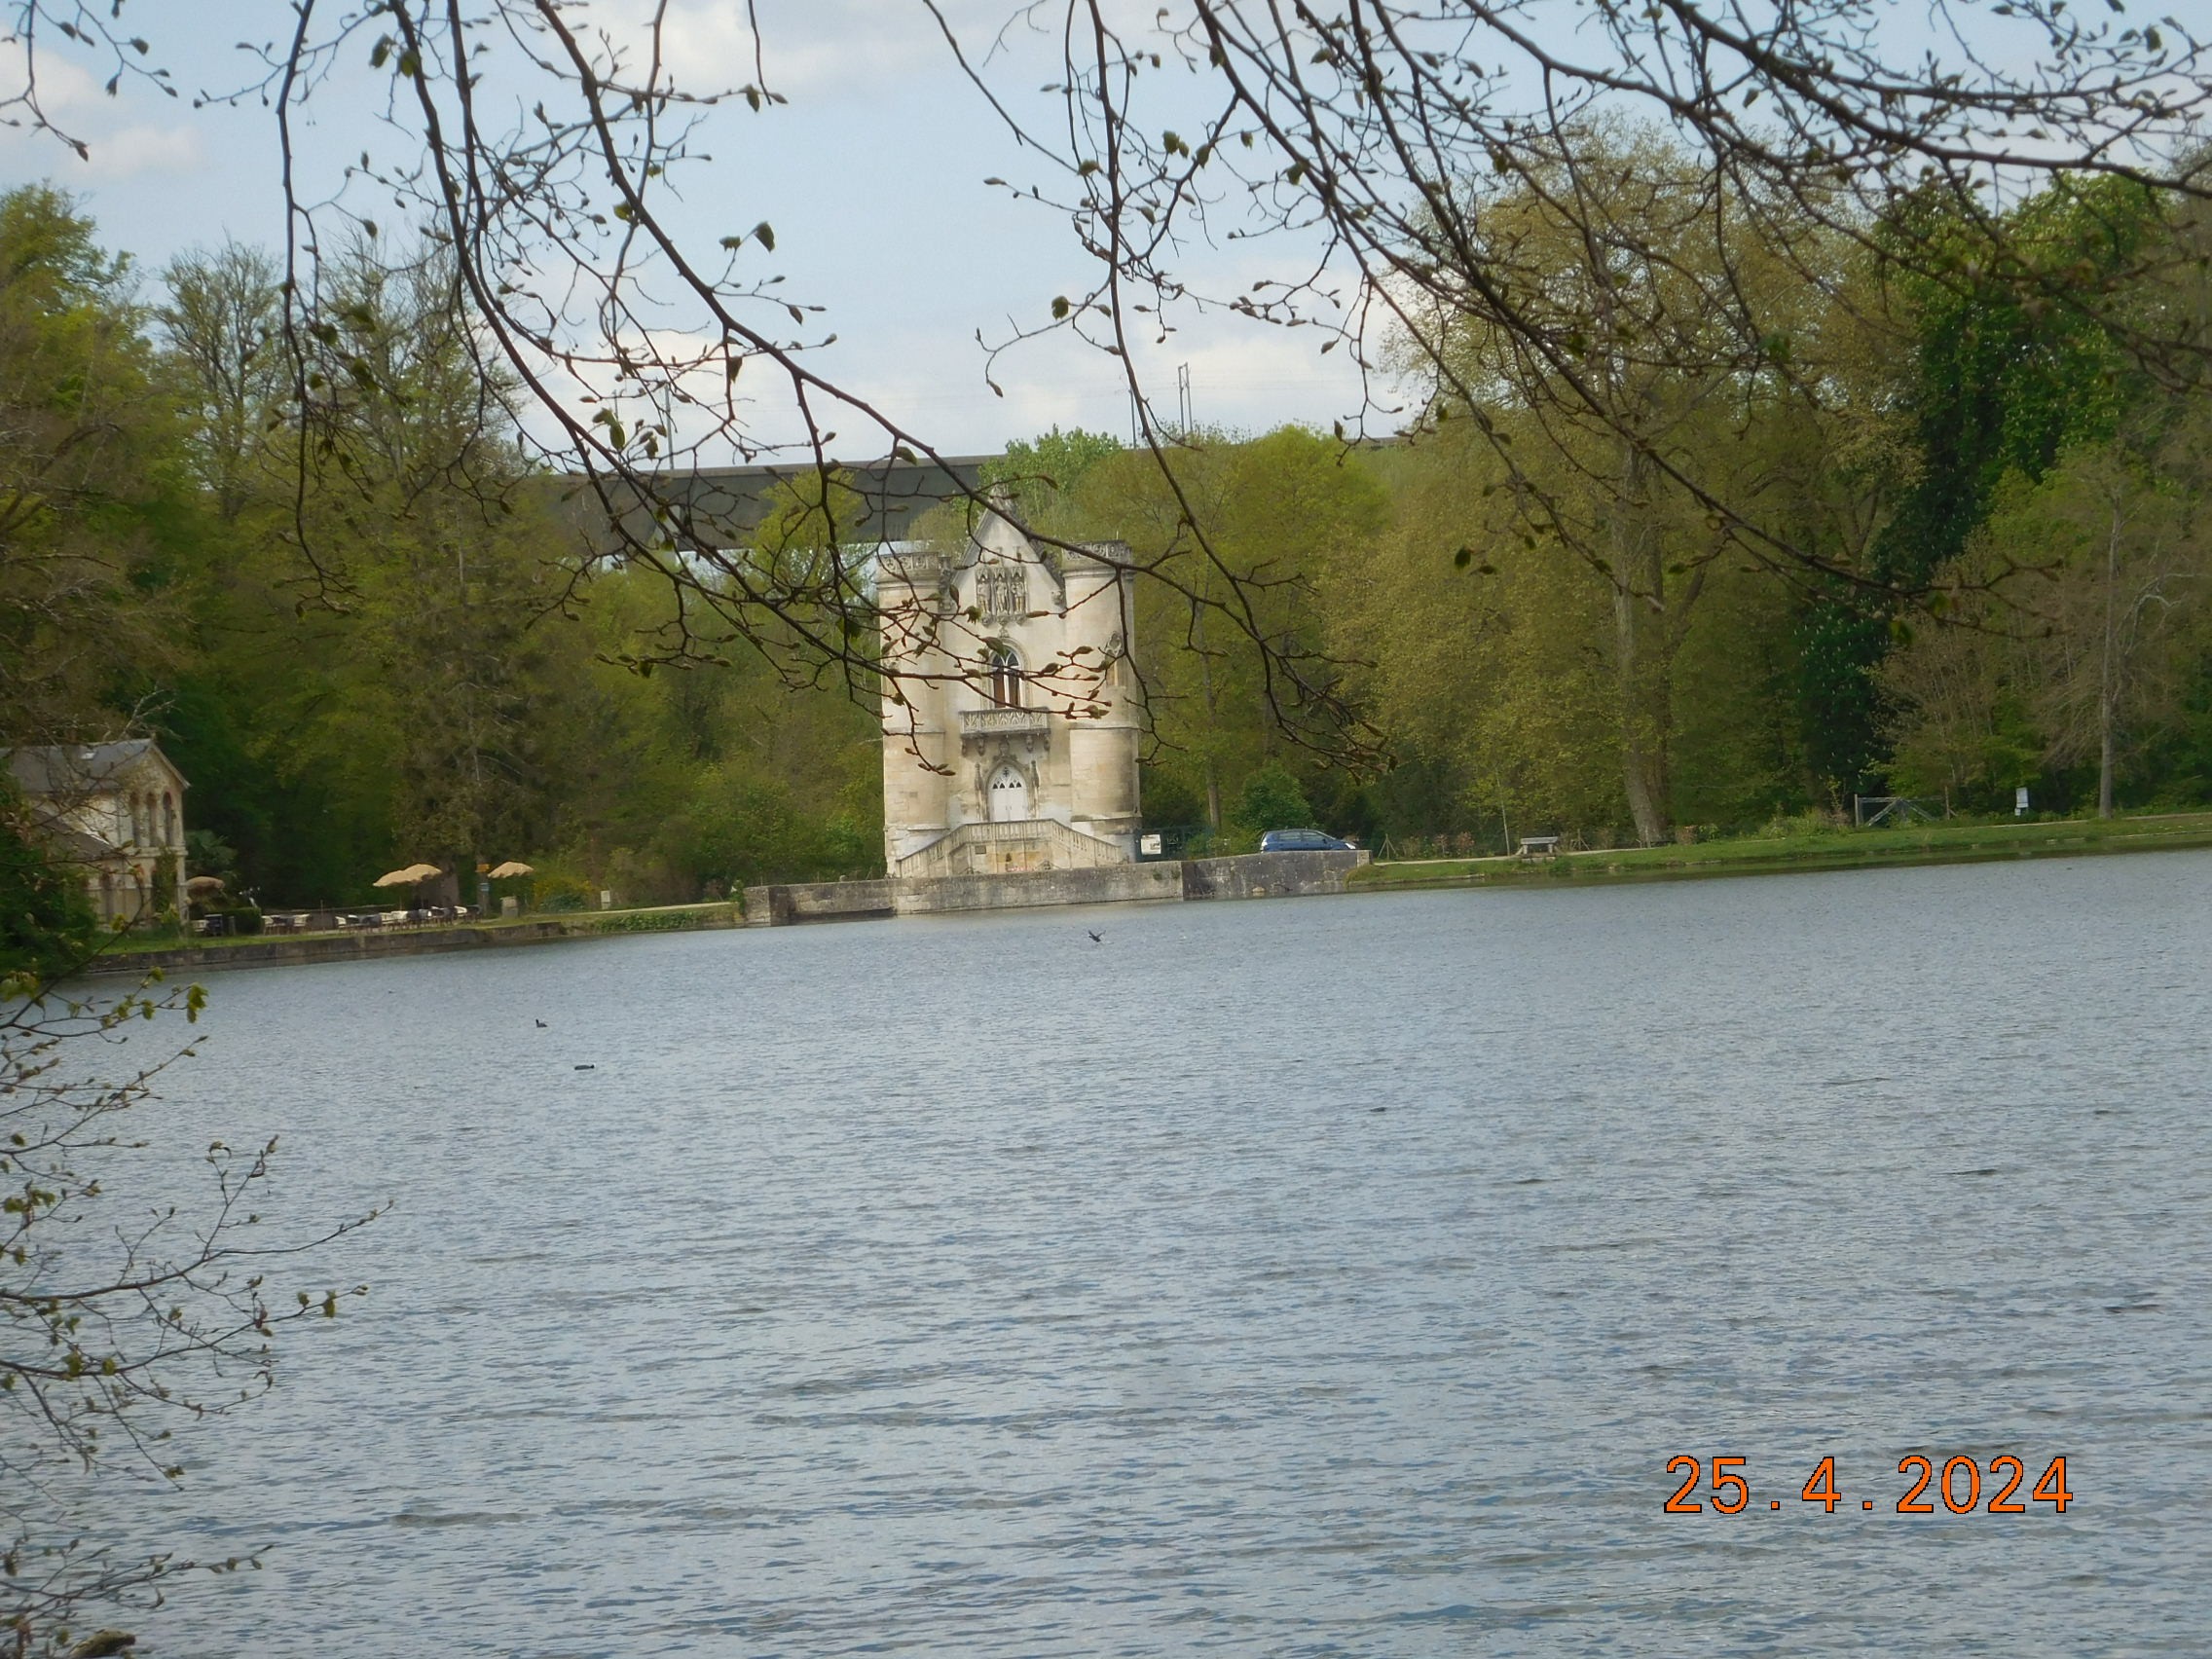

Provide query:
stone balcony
left=958, top=706, right=1051, bottom=753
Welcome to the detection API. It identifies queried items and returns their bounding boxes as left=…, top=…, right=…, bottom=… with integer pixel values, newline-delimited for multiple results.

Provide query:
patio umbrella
left=485, top=861, right=534, bottom=880
left=372, top=864, right=443, bottom=888
left=185, top=875, right=227, bottom=897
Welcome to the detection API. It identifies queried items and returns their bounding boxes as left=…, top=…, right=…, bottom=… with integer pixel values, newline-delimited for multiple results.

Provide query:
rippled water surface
left=105, top=854, right=2212, bottom=1654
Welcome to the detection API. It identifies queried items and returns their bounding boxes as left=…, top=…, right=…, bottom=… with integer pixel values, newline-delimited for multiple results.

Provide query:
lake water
left=80, top=853, right=2212, bottom=1655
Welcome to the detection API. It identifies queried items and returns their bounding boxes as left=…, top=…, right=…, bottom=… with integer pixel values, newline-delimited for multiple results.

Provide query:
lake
left=82, top=852, right=2212, bottom=1654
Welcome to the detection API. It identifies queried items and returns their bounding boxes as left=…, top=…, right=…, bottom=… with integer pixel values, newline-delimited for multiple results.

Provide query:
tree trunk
left=1610, top=446, right=1671, bottom=846
left=2098, top=700, right=2116, bottom=819
left=1615, top=578, right=1671, bottom=844
left=1192, top=593, right=1222, bottom=831
left=2098, top=499, right=2120, bottom=819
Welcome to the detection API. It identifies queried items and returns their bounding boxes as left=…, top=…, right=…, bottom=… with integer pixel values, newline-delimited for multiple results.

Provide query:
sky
left=0, top=0, right=1380, bottom=461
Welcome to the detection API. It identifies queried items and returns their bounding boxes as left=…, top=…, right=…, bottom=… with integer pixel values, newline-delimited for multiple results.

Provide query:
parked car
left=1259, top=828, right=1354, bottom=853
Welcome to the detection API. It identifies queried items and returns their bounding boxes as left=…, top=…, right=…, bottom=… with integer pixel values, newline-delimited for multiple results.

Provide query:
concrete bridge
left=558, top=453, right=993, bottom=552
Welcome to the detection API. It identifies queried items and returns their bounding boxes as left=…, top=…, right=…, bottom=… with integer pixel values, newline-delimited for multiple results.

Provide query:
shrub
left=1, top=792, right=97, bottom=979
left=523, top=865, right=596, bottom=913
left=1229, top=762, right=1313, bottom=836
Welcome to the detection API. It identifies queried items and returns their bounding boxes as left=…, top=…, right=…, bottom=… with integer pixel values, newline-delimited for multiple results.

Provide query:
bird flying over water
left=1087, top=930, right=1103, bottom=943
left=535, top=1018, right=547, bottom=1028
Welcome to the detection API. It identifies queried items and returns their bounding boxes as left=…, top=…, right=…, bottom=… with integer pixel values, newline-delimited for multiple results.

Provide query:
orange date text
left=1662, top=1454, right=2073, bottom=1515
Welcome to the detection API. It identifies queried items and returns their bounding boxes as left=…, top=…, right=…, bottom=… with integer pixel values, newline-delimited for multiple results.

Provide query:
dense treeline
left=0, top=185, right=876, bottom=928
left=981, top=148, right=2212, bottom=854
left=4, top=149, right=2210, bottom=941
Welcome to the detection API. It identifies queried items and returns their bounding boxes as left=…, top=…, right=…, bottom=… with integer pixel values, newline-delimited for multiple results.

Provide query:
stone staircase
left=892, top=817, right=1128, bottom=878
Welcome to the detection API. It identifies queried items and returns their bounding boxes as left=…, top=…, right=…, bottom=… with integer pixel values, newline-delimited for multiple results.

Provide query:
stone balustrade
left=958, top=707, right=1052, bottom=739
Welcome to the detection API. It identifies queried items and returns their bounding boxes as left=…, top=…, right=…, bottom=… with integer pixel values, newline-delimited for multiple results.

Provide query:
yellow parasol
left=485, top=861, right=535, bottom=880
left=372, top=863, right=443, bottom=888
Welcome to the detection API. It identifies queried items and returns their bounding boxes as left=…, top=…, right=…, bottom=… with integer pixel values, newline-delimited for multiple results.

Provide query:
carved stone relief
left=977, top=562, right=1028, bottom=625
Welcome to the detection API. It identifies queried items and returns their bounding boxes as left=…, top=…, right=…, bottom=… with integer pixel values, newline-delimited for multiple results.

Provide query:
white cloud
left=653, top=0, right=1177, bottom=103
left=81, top=122, right=207, bottom=182
left=0, top=55, right=208, bottom=182
left=656, top=0, right=955, bottom=99
left=798, top=300, right=1382, bottom=455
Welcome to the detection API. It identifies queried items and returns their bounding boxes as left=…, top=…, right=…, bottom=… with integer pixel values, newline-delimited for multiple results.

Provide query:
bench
left=1518, top=835, right=1562, bottom=858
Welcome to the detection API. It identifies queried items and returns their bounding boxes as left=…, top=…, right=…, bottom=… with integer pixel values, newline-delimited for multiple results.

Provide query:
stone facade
left=876, top=503, right=1143, bottom=877
left=5, top=738, right=191, bottom=927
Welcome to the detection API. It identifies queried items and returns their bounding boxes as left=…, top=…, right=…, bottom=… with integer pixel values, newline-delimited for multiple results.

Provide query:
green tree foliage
left=980, top=426, right=1124, bottom=533
left=1882, top=426, right=2208, bottom=816
left=141, top=230, right=879, bottom=906
left=0, top=186, right=189, bottom=742
left=0, top=190, right=883, bottom=913
left=1070, top=426, right=1387, bottom=834
left=1230, top=762, right=1313, bottom=837
left=0, top=784, right=95, bottom=980
left=1803, top=176, right=2184, bottom=791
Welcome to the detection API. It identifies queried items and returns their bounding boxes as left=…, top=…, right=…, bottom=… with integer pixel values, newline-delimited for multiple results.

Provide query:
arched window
left=986, top=643, right=1023, bottom=708
left=986, top=763, right=1031, bottom=823
left=162, top=793, right=177, bottom=847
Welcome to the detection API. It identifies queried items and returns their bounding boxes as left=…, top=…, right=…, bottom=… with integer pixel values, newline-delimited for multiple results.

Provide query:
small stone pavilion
left=876, top=501, right=1143, bottom=877
left=5, top=738, right=191, bottom=927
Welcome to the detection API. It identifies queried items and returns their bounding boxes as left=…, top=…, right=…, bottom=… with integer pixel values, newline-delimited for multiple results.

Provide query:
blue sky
left=0, top=0, right=1377, bottom=459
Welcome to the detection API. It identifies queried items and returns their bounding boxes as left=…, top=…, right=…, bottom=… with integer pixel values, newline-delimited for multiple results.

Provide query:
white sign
left=2014, top=787, right=2030, bottom=817
left=1140, top=833, right=1162, bottom=856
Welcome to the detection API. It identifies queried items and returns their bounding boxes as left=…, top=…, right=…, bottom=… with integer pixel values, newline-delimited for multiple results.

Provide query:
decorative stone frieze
left=957, top=707, right=1051, bottom=755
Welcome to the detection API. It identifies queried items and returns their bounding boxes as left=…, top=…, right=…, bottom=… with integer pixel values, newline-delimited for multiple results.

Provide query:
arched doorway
left=987, top=763, right=1030, bottom=822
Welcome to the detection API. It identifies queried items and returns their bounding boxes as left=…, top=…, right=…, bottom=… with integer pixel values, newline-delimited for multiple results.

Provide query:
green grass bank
left=1349, top=812, right=2212, bottom=894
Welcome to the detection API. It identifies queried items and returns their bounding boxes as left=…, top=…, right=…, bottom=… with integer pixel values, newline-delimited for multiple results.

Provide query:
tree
left=158, top=241, right=287, bottom=527
left=1803, top=175, right=2185, bottom=791
left=0, top=185, right=184, bottom=745
left=980, top=428, right=1124, bottom=535
left=1311, top=132, right=1883, bottom=840
left=2001, top=443, right=2197, bottom=816
left=1069, top=426, right=1387, bottom=828
left=1229, top=761, right=1311, bottom=836
left=0, top=783, right=94, bottom=983
left=1880, top=424, right=2209, bottom=816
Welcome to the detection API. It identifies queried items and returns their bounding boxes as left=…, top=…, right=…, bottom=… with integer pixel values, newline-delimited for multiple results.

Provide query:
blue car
left=1259, top=828, right=1354, bottom=853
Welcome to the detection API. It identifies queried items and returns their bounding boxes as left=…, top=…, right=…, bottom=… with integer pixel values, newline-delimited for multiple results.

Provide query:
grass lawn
left=1349, top=811, right=2212, bottom=892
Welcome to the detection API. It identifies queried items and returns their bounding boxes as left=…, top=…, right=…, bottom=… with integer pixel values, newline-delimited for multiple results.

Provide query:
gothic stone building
left=877, top=505, right=1142, bottom=877
left=5, top=738, right=191, bottom=927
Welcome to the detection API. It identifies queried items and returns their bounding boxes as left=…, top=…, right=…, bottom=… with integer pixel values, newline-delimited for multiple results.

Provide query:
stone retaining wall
left=739, top=878, right=902, bottom=926
left=742, top=849, right=1366, bottom=927
left=898, top=860, right=1185, bottom=915
left=84, top=905, right=742, bottom=976
left=1181, top=849, right=1366, bottom=900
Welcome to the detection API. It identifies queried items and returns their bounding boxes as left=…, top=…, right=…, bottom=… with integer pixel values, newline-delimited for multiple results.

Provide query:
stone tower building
left=876, top=503, right=1142, bottom=877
